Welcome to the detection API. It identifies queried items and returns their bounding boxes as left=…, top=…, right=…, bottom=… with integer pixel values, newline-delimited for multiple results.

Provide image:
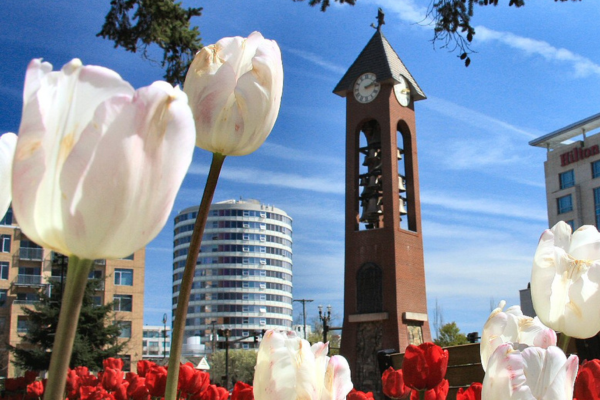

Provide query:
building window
left=114, top=295, right=133, bottom=312
left=1, top=235, right=11, bottom=253
left=118, top=321, right=132, bottom=338
left=17, top=317, right=29, bottom=334
left=88, top=270, right=103, bottom=280
left=559, top=170, right=575, bottom=189
left=0, top=207, right=12, bottom=225
left=0, top=262, right=8, bottom=280
left=118, top=355, right=131, bottom=372
left=92, top=296, right=103, bottom=307
left=593, top=160, right=600, bottom=179
left=565, top=220, right=576, bottom=231
left=0, top=289, right=6, bottom=307
left=114, top=269, right=133, bottom=286
left=0, top=317, right=5, bottom=334
left=595, top=188, right=600, bottom=229
left=357, top=263, right=383, bottom=313
left=557, top=194, right=573, bottom=214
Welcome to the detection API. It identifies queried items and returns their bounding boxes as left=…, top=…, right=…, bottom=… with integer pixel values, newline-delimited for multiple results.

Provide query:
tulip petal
left=320, top=356, right=353, bottom=400
left=0, top=132, right=17, bottom=219
left=532, top=223, right=600, bottom=338
left=59, top=82, right=194, bottom=259
left=13, top=59, right=194, bottom=260
left=483, top=344, right=578, bottom=400
left=568, top=225, right=600, bottom=260
left=184, top=32, right=283, bottom=156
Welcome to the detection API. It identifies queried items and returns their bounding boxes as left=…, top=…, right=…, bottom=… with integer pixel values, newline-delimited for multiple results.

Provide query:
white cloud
left=475, top=26, right=600, bottom=78
left=424, top=96, right=540, bottom=139
left=188, top=164, right=345, bottom=194
left=368, top=0, right=600, bottom=79
left=421, top=190, right=547, bottom=222
left=259, top=142, right=344, bottom=167
left=283, top=46, right=347, bottom=74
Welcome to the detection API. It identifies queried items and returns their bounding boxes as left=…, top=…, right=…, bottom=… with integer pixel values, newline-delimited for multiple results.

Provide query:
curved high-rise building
left=173, top=199, right=293, bottom=351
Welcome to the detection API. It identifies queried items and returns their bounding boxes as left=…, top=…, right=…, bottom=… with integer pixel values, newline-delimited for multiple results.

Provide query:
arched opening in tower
left=397, top=122, right=417, bottom=232
left=358, top=120, right=383, bottom=230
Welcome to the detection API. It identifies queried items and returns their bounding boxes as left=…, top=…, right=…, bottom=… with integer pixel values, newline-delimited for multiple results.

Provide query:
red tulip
left=66, top=369, right=81, bottom=399
left=574, top=359, right=600, bottom=400
left=402, top=343, right=448, bottom=391
left=410, top=379, right=448, bottom=400
left=382, top=367, right=412, bottom=399
left=178, top=363, right=199, bottom=394
left=126, top=375, right=151, bottom=400
left=180, top=367, right=210, bottom=396
left=196, top=384, right=230, bottom=400
left=113, top=381, right=130, bottom=400
left=80, top=386, right=116, bottom=400
left=231, top=381, right=254, bottom=400
left=101, top=368, right=122, bottom=392
left=346, top=388, right=375, bottom=400
left=104, top=358, right=125, bottom=371
left=136, top=360, right=155, bottom=378
left=145, top=366, right=168, bottom=398
left=456, top=382, right=482, bottom=400
left=74, top=366, right=90, bottom=377
left=26, top=381, right=44, bottom=399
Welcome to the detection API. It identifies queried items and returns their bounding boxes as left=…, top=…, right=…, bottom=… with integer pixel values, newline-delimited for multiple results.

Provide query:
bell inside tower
left=358, top=120, right=383, bottom=230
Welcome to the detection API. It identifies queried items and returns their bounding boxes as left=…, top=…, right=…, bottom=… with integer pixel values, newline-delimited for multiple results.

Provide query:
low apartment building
left=0, top=207, right=145, bottom=377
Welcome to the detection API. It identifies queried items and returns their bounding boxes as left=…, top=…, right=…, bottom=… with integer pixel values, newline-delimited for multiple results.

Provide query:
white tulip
left=532, top=221, right=600, bottom=338
left=184, top=31, right=283, bottom=156
left=482, top=343, right=578, bottom=400
left=253, top=330, right=353, bottom=400
left=480, top=300, right=556, bottom=371
left=0, top=132, right=17, bottom=219
left=12, top=58, right=195, bottom=260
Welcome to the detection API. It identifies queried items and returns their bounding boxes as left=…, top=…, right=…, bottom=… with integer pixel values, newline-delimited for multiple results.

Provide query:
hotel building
left=172, top=199, right=293, bottom=351
left=0, top=207, right=145, bottom=377
left=529, top=112, right=600, bottom=230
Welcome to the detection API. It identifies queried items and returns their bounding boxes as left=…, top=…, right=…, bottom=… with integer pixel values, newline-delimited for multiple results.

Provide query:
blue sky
left=2, top=0, right=600, bottom=338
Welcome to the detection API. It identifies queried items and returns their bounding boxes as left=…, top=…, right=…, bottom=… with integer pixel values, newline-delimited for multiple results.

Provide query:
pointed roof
left=333, top=30, right=426, bottom=101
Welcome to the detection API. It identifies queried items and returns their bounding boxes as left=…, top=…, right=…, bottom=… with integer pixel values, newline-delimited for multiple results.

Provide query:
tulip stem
left=165, top=152, right=226, bottom=400
left=558, top=333, right=571, bottom=354
left=44, top=256, right=94, bottom=400
left=419, top=390, right=426, bottom=400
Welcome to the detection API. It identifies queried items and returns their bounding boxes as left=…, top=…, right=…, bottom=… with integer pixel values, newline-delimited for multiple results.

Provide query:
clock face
left=394, top=76, right=411, bottom=107
left=354, top=73, right=380, bottom=104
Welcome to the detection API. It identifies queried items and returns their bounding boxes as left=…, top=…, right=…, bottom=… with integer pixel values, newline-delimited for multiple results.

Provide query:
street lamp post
left=162, top=313, right=168, bottom=360
left=318, top=305, right=332, bottom=346
left=293, top=299, right=313, bottom=340
left=216, top=329, right=264, bottom=390
left=217, top=328, right=232, bottom=388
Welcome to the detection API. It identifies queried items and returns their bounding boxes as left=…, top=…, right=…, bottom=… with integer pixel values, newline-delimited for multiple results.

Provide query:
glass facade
left=557, top=194, right=573, bottom=214
left=559, top=170, right=575, bottom=189
left=173, top=200, right=293, bottom=350
left=595, top=187, right=600, bottom=229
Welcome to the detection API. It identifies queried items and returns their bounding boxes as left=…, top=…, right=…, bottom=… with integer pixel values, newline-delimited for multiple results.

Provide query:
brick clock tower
left=333, top=23, right=431, bottom=392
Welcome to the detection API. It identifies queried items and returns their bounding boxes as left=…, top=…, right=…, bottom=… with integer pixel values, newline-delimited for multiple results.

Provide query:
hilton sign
left=560, top=145, right=600, bottom=167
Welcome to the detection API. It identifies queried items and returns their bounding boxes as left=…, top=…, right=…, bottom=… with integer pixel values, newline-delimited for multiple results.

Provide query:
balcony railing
left=14, top=274, right=43, bottom=286
left=19, top=247, right=43, bottom=261
left=13, top=299, right=40, bottom=305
